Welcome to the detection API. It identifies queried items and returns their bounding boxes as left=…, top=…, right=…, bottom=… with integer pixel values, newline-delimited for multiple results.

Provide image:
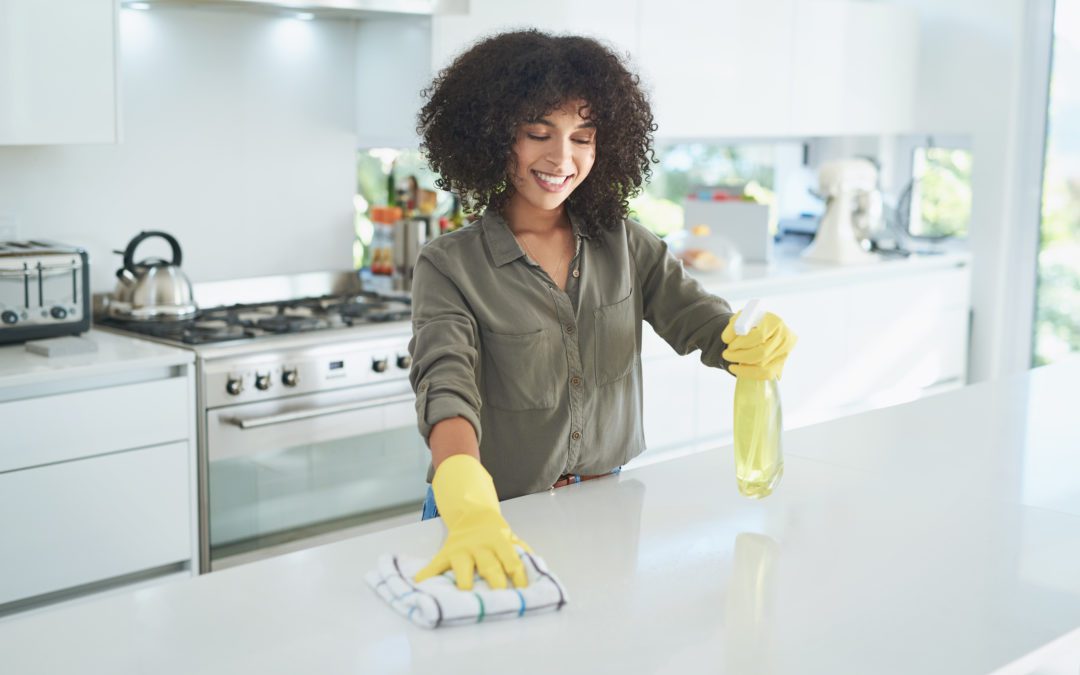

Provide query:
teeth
left=534, top=170, right=569, bottom=185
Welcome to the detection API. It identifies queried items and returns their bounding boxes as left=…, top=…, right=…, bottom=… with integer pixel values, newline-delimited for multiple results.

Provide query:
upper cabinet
left=430, top=0, right=638, bottom=74
left=788, top=1, right=919, bottom=137
left=427, top=0, right=919, bottom=140
left=0, top=0, right=119, bottom=145
left=637, top=0, right=919, bottom=139
left=637, top=0, right=796, bottom=139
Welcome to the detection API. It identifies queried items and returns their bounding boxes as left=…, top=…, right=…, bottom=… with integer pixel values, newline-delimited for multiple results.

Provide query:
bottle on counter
left=387, top=160, right=397, bottom=208
left=731, top=298, right=784, bottom=498
left=449, top=193, right=464, bottom=231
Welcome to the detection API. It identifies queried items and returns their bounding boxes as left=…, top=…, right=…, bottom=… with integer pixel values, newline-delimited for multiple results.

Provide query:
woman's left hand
left=721, top=311, right=798, bottom=380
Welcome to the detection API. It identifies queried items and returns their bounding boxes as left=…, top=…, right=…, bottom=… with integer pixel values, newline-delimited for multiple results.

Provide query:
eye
left=526, top=134, right=549, bottom=141
left=572, top=137, right=594, bottom=145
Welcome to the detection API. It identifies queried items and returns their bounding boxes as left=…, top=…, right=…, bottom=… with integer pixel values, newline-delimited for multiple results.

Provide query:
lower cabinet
left=640, top=263, right=972, bottom=459
left=0, top=442, right=192, bottom=605
left=0, top=363, right=196, bottom=612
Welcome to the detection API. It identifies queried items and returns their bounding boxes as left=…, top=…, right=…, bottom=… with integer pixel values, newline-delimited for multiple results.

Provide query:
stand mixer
left=802, top=158, right=883, bottom=265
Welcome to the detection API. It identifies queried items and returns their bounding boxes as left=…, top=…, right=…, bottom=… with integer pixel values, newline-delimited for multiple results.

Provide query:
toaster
left=0, top=241, right=91, bottom=345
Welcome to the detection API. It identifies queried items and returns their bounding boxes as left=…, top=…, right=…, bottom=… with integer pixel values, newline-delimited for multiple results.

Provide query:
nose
left=545, top=137, right=574, bottom=172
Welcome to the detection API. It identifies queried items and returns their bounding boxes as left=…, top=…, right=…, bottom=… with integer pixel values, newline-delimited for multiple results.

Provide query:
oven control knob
left=1, top=310, right=17, bottom=325
left=396, top=354, right=412, bottom=369
left=226, top=378, right=243, bottom=396
left=255, top=373, right=272, bottom=391
left=372, top=358, right=389, bottom=373
left=50, top=306, right=68, bottom=320
left=282, top=369, right=299, bottom=387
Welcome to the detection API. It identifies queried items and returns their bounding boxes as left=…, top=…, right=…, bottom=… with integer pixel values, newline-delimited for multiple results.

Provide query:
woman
left=407, top=31, right=796, bottom=591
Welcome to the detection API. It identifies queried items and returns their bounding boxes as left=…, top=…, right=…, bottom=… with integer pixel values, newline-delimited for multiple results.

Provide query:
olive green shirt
left=408, top=209, right=735, bottom=500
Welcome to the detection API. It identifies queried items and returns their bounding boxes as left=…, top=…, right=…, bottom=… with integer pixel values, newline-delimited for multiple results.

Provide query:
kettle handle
left=122, top=230, right=183, bottom=272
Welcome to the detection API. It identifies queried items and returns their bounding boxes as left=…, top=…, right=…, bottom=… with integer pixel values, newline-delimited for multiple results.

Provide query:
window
left=1034, top=1, right=1080, bottom=366
left=354, top=148, right=453, bottom=269
left=630, top=142, right=782, bottom=236
left=908, top=146, right=973, bottom=238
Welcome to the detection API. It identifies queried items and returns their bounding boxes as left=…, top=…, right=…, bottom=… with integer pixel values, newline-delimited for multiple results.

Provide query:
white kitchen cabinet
left=0, top=331, right=196, bottom=613
left=430, top=0, right=638, bottom=74
left=837, top=266, right=969, bottom=409
left=635, top=0, right=917, bottom=139
left=0, top=0, right=119, bottom=145
left=0, top=376, right=190, bottom=473
left=419, top=0, right=916, bottom=141
left=0, top=441, right=192, bottom=606
left=639, top=259, right=972, bottom=464
left=637, top=0, right=796, bottom=139
left=641, top=351, right=698, bottom=454
left=789, top=0, right=919, bottom=136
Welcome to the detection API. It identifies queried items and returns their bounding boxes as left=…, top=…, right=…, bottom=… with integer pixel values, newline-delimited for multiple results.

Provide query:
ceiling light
left=127, top=2, right=151, bottom=9
left=294, top=12, right=315, bottom=20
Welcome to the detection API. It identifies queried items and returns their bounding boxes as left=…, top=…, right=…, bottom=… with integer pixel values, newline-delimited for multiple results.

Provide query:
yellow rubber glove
left=414, top=454, right=533, bottom=591
left=721, top=311, right=798, bottom=380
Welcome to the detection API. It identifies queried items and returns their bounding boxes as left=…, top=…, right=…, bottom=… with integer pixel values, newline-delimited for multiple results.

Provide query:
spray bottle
left=732, top=299, right=784, bottom=498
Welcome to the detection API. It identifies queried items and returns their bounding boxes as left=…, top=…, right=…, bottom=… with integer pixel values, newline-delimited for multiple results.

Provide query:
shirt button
left=572, top=269, right=580, bottom=278
left=565, top=324, right=575, bottom=334
left=571, top=431, right=581, bottom=441
left=571, top=376, right=581, bottom=386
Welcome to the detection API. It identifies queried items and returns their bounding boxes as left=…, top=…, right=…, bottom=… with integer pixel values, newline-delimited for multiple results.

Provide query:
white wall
left=0, top=6, right=358, bottom=294
left=891, top=0, right=1052, bottom=382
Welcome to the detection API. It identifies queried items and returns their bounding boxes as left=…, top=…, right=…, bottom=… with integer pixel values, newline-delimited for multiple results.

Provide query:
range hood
left=130, top=0, right=467, bottom=18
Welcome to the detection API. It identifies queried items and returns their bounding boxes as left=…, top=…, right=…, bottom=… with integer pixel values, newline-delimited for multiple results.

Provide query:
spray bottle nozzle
left=734, top=298, right=765, bottom=337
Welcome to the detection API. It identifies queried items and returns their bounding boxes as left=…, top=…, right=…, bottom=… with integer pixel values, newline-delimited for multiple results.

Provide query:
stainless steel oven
left=197, top=328, right=428, bottom=569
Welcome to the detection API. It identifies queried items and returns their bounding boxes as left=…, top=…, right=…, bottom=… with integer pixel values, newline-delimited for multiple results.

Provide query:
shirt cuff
left=416, top=386, right=482, bottom=447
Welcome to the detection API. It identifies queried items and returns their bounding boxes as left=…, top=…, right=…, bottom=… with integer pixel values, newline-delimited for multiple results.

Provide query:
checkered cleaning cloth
left=365, top=549, right=568, bottom=629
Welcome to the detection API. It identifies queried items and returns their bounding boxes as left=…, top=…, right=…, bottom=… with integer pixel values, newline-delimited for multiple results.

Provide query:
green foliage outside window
left=912, top=147, right=972, bottom=238
left=1034, top=4, right=1080, bottom=367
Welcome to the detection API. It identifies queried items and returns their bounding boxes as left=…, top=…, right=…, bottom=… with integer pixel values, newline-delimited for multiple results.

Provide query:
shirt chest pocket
left=593, top=288, right=636, bottom=387
left=480, top=328, right=559, bottom=411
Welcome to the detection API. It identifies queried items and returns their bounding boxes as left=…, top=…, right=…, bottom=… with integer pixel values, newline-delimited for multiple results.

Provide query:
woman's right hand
left=414, top=454, right=532, bottom=590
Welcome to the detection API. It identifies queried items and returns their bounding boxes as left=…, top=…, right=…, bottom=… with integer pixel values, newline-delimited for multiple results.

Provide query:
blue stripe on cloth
left=514, top=589, right=526, bottom=617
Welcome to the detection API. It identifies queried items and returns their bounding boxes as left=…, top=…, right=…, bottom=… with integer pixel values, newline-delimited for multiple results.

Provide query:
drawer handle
left=226, top=392, right=415, bottom=430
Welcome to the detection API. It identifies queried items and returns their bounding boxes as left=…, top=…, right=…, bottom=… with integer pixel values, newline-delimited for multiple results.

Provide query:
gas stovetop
left=96, top=290, right=411, bottom=346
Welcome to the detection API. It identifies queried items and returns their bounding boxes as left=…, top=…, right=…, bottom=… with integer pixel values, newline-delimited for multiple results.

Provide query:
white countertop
left=687, top=246, right=971, bottom=297
left=0, top=329, right=193, bottom=390
left=1, top=358, right=1077, bottom=675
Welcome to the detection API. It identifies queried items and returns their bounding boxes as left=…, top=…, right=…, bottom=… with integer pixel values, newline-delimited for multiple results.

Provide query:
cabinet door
left=637, top=0, right=795, bottom=139
left=789, top=0, right=918, bottom=136
left=0, top=0, right=118, bottom=144
left=642, top=355, right=698, bottom=454
left=0, top=441, right=192, bottom=606
left=840, top=268, right=970, bottom=408
left=431, top=0, right=638, bottom=73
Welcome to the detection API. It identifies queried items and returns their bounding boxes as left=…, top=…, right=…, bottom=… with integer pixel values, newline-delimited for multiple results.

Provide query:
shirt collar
left=481, top=208, right=592, bottom=268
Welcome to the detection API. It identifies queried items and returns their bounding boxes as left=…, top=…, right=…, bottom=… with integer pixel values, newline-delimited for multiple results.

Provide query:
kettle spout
left=115, top=267, right=137, bottom=288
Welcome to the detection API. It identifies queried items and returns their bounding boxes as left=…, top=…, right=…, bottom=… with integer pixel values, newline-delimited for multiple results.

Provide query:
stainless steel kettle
left=108, top=231, right=197, bottom=321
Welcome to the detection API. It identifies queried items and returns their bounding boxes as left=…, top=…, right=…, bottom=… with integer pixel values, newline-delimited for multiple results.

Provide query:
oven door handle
left=226, top=392, right=415, bottom=430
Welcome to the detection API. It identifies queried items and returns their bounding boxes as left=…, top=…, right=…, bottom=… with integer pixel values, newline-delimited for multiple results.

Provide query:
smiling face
left=507, top=100, right=597, bottom=216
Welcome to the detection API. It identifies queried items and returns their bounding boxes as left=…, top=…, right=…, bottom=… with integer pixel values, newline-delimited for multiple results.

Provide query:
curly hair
left=417, top=30, right=657, bottom=238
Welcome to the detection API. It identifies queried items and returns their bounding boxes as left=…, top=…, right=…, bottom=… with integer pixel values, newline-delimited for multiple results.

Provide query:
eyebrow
left=528, top=118, right=597, bottom=130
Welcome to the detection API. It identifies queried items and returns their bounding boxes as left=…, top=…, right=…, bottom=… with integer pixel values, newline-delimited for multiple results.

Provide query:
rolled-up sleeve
left=626, top=219, right=736, bottom=373
left=407, top=250, right=483, bottom=446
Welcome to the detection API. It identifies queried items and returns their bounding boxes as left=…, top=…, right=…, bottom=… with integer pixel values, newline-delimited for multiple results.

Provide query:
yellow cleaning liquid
left=733, top=377, right=784, bottom=498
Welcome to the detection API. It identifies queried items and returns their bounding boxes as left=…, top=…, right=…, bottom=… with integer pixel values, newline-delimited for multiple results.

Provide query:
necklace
left=514, top=231, right=571, bottom=287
